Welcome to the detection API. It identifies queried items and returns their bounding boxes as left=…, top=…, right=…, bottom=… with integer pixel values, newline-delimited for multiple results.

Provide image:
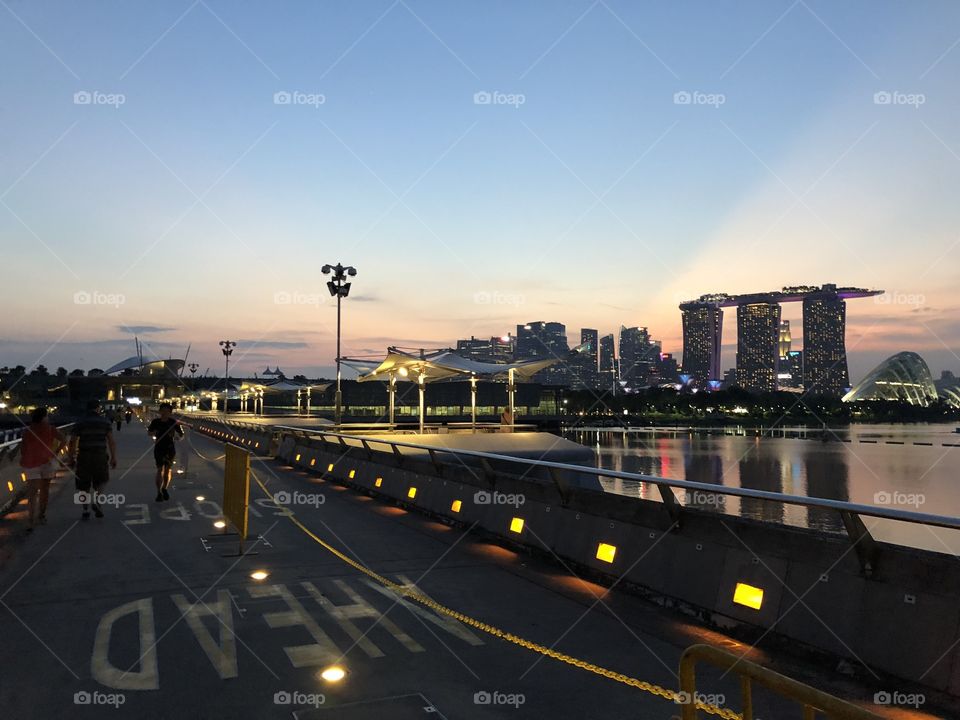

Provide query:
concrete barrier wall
left=196, top=423, right=960, bottom=694
left=0, top=445, right=27, bottom=513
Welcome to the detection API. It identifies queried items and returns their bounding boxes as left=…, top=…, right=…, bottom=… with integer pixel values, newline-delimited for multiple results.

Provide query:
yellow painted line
left=248, top=470, right=738, bottom=719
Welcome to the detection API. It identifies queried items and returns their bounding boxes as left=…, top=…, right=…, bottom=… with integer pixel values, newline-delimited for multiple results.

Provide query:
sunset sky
left=2, top=1, right=959, bottom=381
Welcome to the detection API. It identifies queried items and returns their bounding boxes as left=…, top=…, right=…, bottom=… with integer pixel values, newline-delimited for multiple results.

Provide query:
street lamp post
left=322, top=262, right=357, bottom=428
left=219, top=340, right=236, bottom=414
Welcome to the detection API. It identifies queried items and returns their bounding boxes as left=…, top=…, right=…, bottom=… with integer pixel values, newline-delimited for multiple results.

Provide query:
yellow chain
left=244, top=467, right=741, bottom=719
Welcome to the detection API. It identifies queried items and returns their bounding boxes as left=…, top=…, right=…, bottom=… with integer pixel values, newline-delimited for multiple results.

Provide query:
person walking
left=19, top=407, right=66, bottom=530
left=148, top=403, right=183, bottom=502
left=115, top=407, right=123, bottom=432
left=67, top=399, right=118, bottom=519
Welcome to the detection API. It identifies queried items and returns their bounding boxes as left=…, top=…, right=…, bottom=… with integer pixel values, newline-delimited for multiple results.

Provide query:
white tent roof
left=352, top=347, right=562, bottom=384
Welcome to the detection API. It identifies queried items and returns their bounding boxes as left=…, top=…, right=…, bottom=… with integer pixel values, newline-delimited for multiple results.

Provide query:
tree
left=69, top=369, right=85, bottom=377
left=30, top=365, right=49, bottom=377
left=56, top=367, right=68, bottom=378
left=88, top=368, right=105, bottom=377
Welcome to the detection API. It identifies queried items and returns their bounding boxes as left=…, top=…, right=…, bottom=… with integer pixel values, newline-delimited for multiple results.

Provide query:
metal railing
left=261, top=425, right=960, bottom=575
left=678, top=644, right=881, bottom=719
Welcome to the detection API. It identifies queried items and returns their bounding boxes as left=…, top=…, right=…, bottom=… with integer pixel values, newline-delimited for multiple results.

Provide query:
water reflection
left=804, top=447, right=848, bottom=533
left=739, top=449, right=784, bottom=524
left=568, top=425, right=959, bottom=554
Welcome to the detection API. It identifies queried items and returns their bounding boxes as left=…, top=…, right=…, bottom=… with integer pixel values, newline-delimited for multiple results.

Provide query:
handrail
left=268, top=425, right=960, bottom=533
left=0, top=423, right=75, bottom=452
left=678, top=644, right=881, bottom=719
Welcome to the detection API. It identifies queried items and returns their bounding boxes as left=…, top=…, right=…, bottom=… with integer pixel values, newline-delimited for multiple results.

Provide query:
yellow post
left=223, top=443, right=250, bottom=540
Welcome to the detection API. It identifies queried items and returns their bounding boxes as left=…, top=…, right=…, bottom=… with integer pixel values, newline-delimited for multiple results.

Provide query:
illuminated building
left=736, top=303, right=781, bottom=392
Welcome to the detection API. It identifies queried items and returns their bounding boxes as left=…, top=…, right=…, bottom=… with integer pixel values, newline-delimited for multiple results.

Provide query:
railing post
left=839, top=510, right=878, bottom=577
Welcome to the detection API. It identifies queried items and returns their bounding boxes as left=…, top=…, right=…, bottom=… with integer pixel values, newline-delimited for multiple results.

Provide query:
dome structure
left=842, top=352, right=938, bottom=406
left=936, top=378, right=960, bottom=408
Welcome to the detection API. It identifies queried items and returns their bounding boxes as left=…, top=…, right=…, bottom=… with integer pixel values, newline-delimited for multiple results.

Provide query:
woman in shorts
left=19, top=407, right=66, bottom=530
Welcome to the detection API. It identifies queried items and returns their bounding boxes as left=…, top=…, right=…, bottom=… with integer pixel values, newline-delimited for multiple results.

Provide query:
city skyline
left=2, top=2, right=959, bottom=380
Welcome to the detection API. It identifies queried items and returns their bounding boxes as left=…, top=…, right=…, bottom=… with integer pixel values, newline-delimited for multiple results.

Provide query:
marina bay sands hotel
left=680, top=284, right=882, bottom=395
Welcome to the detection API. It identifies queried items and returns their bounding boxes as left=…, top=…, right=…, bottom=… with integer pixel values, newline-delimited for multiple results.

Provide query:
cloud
left=348, top=294, right=380, bottom=303
left=116, top=325, right=176, bottom=334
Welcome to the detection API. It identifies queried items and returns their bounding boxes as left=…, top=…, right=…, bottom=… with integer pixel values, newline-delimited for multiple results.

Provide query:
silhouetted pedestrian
left=20, top=407, right=66, bottom=530
left=67, top=399, right=118, bottom=519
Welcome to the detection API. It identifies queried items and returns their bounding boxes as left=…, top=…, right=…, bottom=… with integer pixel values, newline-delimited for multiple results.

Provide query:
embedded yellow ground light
left=733, top=582, right=764, bottom=610
left=596, top=543, right=617, bottom=563
left=510, top=517, right=524, bottom=533
left=250, top=570, right=269, bottom=581
left=451, top=500, right=462, bottom=513
left=319, top=666, right=346, bottom=683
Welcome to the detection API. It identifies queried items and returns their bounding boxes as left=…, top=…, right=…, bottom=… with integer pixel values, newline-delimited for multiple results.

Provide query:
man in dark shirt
left=148, top=403, right=184, bottom=502
left=68, top=399, right=118, bottom=519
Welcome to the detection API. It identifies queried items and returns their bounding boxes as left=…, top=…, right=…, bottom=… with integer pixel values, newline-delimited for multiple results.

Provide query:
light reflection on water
left=564, top=423, right=960, bottom=555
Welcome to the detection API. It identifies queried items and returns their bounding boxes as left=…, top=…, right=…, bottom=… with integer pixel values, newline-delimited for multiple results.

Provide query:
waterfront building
left=843, top=351, right=939, bottom=406
left=515, top=321, right=570, bottom=385
left=599, top=333, right=616, bottom=394
left=680, top=303, right=723, bottom=385
left=803, top=285, right=850, bottom=395
left=736, top=303, right=781, bottom=392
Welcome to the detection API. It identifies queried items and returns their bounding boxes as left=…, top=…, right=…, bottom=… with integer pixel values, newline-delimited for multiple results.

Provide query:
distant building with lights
left=599, top=334, right=616, bottom=393
left=570, top=328, right=600, bottom=391
left=736, top=303, right=781, bottom=392
left=802, top=287, right=850, bottom=395
left=680, top=304, right=723, bottom=386
left=515, top=321, right=570, bottom=386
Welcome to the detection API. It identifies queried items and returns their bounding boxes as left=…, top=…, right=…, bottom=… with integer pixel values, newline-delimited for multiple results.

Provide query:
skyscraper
left=515, top=321, right=570, bottom=385
left=571, top=328, right=599, bottom=391
left=618, top=326, right=659, bottom=390
left=455, top=335, right=514, bottom=364
left=736, top=303, right=781, bottom=392
left=803, top=286, right=849, bottom=395
left=680, top=303, right=723, bottom=385
left=779, top=320, right=791, bottom=360
left=599, top=333, right=616, bottom=393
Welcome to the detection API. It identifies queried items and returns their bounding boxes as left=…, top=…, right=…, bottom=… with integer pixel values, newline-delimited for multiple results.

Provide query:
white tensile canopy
left=342, top=346, right=583, bottom=432
left=352, top=347, right=557, bottom=383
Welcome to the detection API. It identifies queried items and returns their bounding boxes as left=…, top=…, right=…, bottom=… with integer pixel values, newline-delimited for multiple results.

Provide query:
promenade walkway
left=0, top=419, right=925, bottom=718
